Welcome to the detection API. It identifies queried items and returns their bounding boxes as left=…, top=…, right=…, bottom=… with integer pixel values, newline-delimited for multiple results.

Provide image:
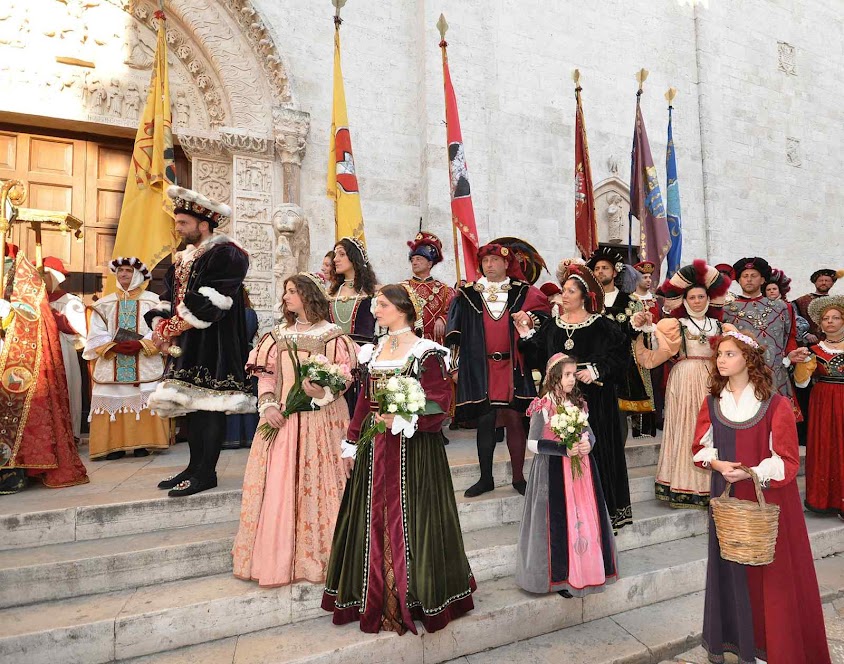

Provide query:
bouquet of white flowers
left=356, top=375, right=443, bottom=446
left=548, top=402, right=591, bottom=479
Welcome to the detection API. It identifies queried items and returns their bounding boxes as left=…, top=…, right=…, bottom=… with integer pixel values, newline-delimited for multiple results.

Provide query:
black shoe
left=167, top=475, right=218, bottom=498
left=464, top=479, right=495, bottom=498
left=557, top=589, right=573, bottom=598
left=133, top=448, right=150, bottom=458
left=448, top=421, right=459, bottom=431
left=221, top=442, right=240, bottom=450
left=158, top=469, right=192, bottom=490
left=105, top=451, right=126, bottom=460
left=512, top=479, right=527, bottom=496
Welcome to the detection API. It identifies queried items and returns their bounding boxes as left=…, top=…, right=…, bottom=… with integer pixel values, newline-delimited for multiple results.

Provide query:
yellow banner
left=107, top=11, right=176, bottom=293
left=327, top=28, right=365, bottom=245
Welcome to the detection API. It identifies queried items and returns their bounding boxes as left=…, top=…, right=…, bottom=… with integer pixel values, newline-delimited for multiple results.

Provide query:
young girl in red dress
left=692, top=330, right=830, bottom=664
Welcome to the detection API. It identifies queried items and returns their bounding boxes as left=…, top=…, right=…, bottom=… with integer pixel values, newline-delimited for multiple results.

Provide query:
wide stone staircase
left=0, top=432, right=840, bottom=664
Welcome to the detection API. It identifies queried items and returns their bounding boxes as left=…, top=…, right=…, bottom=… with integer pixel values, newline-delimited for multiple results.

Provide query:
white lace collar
left=358, top=336, right=450, bottom=367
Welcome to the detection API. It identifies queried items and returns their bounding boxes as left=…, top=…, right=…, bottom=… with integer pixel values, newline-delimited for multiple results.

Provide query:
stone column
left=273, top=107, right=310, bottom=205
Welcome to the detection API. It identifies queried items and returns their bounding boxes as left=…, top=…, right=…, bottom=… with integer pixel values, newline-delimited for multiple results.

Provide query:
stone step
left=444, top=554, right=844, bottom=664
left=0, top=435, right=662, bottom=551
left=457, top=553, right=844, bottom=664
left=94, top=515, right=844, bottom=664
left=0, top=498, right=706, bottom=610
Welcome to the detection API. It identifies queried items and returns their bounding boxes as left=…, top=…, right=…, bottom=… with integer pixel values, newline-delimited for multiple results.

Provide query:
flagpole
left=629, top=68, right=649, bottom=265
left=438, top=14, right=462, bottom=285
left=331, top=0, right=346, bottom=242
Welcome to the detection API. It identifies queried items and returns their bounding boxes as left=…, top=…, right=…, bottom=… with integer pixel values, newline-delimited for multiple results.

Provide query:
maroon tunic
left=692, top=394, right=830, bottom=664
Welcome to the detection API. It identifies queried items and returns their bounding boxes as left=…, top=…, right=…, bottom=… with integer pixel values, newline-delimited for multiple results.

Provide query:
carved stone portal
left=0, top=0, right=311, bottom=332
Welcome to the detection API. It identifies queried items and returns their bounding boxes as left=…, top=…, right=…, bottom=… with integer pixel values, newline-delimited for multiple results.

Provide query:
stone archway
left=0, top=0, right=309, bottom=330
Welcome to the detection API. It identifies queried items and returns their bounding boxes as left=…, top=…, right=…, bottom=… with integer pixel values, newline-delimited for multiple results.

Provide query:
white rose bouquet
left=356, top=375, right=444, bottom=446
left=548, top=403, right=591, bottom=479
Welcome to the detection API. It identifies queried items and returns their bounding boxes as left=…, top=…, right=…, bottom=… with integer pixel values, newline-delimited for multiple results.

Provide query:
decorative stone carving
left=273, top=107, right=310, bottom=204
left=594, top=178, right=637, bottom=247
left=607, top=154, right=620, bottom=176
left=107, top=78, right=123, bottom=117
left=124, top=19, right=154, bottom=69
left=244, top=278, right=275, bottom=311
left=786, top=137, right=801, bottom=167
left=222, top=129, right=272, bottom=156
left=234, top=156, right=273, bottom=194
left=219, top=0, right=292, bottom=104
left=272, top=204, right=309, bottom=297
left=778, top=42, right=796, bottom=76
left=194, top=160, right=232, bottom=206
left=236, top=195, right=272, bottom=224
left=605, top=191, right=625, bottom=243
left=174, top=90, right=191, bottom=126
left=177, top=132, right=227, bottom=160
left=235, top=220, right=274, bottom=256
left=123, top=81, right=141, bottom=120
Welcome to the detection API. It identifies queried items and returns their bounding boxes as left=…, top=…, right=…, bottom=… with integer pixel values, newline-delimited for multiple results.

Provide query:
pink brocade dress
left=232, top=323, right=358, bottom=586
left=516, top=397, right=619, bottom=596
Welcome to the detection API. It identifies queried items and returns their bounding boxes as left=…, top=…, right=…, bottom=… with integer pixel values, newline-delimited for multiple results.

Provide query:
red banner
left=442, top=42, right=479, bottom=281
left=574, top=88, right=598, bottom=259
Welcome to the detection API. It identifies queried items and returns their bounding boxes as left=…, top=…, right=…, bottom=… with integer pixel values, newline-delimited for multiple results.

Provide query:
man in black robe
left=146, top=186, right=254, bottom=497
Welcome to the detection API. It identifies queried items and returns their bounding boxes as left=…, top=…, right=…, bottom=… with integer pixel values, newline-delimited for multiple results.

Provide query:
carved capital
left=220, top=127, right=273, bottom=156
left=177, top=131, right=228, bottom=160
left=273, top=107, right=310, bottom=165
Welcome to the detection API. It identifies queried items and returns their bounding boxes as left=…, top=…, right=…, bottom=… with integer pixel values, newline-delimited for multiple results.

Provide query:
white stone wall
left=257, top=0, right=841, bottom=295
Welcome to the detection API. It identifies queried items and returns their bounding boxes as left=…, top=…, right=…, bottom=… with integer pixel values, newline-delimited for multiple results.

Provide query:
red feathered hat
left=539, top=282, right=562, bottom=298
left=657, top=259, right=731, bottom=320
left=714, top=263, right=735, bottom=281
left=556, top=259, right=605, bottom=314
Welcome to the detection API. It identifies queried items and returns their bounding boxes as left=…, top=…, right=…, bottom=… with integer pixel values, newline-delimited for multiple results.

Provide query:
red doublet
left=483, top=310, right=513, bottom=404
left=404, top=277, right=454, bottom=345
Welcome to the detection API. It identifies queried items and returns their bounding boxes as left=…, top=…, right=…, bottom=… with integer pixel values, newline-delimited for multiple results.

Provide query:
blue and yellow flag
left=107, top=9, right=176, bottom=293
left=665, top=104, right=682, bottom=277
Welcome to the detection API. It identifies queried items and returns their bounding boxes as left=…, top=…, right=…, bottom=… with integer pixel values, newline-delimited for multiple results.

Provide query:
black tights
left=186, top=410, right=227, bottom=481
left=476, top=408, right=527, bottom=485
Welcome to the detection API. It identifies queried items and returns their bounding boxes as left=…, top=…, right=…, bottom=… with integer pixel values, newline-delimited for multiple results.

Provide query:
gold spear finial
left=572, top=69, right=581, bottom=86
left=665, top=87, right=678, bottom=105
left=437, top=13, right=448, bottom=40
left=636, top=68, right=649, bottom=92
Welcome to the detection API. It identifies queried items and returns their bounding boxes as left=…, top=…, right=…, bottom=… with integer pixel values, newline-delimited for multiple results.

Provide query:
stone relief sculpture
left=123, top=81, right=141, bottom=120
left=174, top=90, right=191, bottom=126
left=272, top=204, right=310, bottom=299
left=605, top=191, right=625, bottom=243
left=124, top=20, right=154, bottom=70
left=107, top=78, right=123, bottom=117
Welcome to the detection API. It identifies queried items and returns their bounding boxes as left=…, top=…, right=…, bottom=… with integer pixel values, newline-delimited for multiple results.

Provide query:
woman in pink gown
left=232, top=273, right=358, bottom=586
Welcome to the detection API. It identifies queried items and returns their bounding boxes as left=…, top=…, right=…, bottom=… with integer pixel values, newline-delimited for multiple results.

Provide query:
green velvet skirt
left=321, top=428, right=476, bottom=634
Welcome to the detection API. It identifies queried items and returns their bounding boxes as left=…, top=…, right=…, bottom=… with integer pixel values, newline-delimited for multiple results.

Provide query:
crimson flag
left=574, top=85, right=598, bottom=259
left=441, top=40, right=479, bottom=281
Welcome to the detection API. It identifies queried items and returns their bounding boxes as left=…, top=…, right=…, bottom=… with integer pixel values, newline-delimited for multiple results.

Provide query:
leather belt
left=487, top=351, right=511, bottom=361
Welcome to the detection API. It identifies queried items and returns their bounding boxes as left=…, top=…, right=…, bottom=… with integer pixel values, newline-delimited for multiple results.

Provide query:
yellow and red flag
left=327, top=25, right=365, bottom=245
left=108, top=9, right=176, bottom=293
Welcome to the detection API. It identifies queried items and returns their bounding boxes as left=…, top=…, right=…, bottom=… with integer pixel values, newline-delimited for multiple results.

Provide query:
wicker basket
left=710, top=465, right=780, bottom=566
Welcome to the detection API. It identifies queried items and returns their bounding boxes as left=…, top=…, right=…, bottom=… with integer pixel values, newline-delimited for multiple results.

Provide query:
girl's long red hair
left=708, top=333, right=773, bottom=401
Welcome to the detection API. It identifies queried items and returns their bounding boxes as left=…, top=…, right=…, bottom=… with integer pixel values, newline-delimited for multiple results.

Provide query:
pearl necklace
left=387, top=326, right=412, bottom=351
left=294, top=318, right=315, bottom=332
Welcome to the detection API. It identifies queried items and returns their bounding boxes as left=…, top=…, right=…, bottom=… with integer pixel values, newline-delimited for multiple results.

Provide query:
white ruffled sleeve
left=692, top=425, right=718, bottom=467
left=750, top=433, right=785, bottom=488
